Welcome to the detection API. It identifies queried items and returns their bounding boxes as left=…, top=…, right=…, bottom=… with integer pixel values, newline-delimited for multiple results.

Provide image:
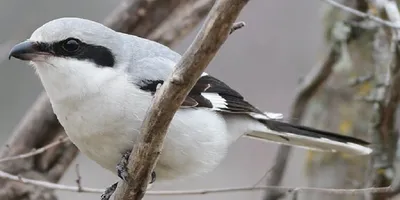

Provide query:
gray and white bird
left=9, top=17, right=372, bottom=198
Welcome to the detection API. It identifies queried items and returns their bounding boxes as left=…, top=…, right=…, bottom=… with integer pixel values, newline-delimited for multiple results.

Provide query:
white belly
left=51, top=87, right=230, bottom=181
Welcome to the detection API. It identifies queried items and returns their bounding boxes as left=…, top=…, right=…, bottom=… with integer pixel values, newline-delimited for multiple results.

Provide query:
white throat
left=32, top=58, right=120, bottom=104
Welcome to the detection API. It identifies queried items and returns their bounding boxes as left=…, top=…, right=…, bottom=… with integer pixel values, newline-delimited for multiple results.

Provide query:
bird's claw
left=117, top=151, right=131, bottom=182
left=100, top=182, right=118, bottom=200
left=116, top=150, right=156, bottom=189
left=150, top=171, right=156, bottom=184
left=100, top=172, right=155, bottom=200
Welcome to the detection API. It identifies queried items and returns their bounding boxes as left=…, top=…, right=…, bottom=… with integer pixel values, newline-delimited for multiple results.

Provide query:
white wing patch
left=201, top=92, right=283, bottom=120
left=249, top=113, right=269, bottom=120
left=263, top=112, right=284, bottom=120
left=249, top=112, right=284, bottom=120
left=200, top=93, right=282, bottom=121
left=200, top=93, right=228, bottom=109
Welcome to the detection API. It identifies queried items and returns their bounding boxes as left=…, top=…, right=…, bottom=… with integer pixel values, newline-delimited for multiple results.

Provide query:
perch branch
left=115, top=0, right=249, bottom=199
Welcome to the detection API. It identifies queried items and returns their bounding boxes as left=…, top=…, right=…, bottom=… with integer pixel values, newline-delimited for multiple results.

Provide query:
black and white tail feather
left=248, top=119, right=371, bottom=155
left=138, top=73, right=372, bottom=155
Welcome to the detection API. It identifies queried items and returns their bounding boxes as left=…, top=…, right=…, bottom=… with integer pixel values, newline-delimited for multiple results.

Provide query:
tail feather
left=245, top=119, right=372, bottom=155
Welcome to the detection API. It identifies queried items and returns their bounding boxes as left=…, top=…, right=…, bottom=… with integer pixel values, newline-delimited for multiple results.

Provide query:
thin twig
left=75, top=164, right=82, bottom=192
left=0, top=170, right=103, bottom=193
left=291, top=42, right=341, bottom=123
left=0, top=136, right=69, bottom=163
left=0, top=169, right=394, bottom=196
left=253, top=164, right=276, bottom=187
left=145, top=186, right=392, bottom=196
left=321, top=0, right=400, bottom=28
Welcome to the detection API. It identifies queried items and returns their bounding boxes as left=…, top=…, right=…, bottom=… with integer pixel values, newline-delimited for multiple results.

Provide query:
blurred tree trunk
left=297, top=0, right=400, bottom=200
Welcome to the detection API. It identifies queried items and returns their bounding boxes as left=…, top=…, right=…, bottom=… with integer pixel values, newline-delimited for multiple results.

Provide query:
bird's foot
left=150, top=171, right=156, bottom=184
left=116, top=150, right=157, bottom=184
left=117, top=150, right=131, bottom=182
left=100, top=182, right=118, bottom=200
left=100, top=176, right=155, bottom=200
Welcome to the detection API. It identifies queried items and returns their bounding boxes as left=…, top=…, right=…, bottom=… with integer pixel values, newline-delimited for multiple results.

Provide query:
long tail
left=246, top=119, right=372, bottom=155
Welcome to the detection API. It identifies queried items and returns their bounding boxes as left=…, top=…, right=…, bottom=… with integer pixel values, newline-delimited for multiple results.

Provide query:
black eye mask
left=38, top=37, right=115, bottom=68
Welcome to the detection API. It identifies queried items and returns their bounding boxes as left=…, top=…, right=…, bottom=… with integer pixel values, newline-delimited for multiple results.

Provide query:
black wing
left=137, top=74, right=267, bottom=119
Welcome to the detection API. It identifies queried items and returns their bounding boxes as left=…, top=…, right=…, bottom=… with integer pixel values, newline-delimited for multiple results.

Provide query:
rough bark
left=0, top=1, right=214, bottom=200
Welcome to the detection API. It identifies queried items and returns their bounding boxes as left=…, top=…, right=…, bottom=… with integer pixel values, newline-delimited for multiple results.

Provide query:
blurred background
left=0, top=0, right=326, bottom=199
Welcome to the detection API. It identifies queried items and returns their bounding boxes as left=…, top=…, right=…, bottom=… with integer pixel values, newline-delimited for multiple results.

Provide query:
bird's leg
left=100, top=182, right=118, bottom=200
left=116, top=150, right=157, bottom=184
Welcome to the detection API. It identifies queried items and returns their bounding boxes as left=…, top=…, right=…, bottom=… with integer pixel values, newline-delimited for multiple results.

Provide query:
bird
left=9, top=17, right=372, bottom=199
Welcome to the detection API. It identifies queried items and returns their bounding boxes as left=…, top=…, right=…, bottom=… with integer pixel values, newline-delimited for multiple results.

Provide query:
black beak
left=8, top=41, right=45, bottom=61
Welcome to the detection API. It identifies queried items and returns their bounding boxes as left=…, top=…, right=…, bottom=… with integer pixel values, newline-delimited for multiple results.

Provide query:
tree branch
left=104, top=0, right=184, bottom=36
left=114, top=0, right=249, bottom=199
left=147, top=0, right=215, bottom=46
left=321, top=0, right=400, bottom=28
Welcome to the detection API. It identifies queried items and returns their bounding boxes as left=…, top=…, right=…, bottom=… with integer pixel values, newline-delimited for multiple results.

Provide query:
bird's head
left=8, top=18, right=132, bottom=102
left=8, top=17, right=127, bottom=70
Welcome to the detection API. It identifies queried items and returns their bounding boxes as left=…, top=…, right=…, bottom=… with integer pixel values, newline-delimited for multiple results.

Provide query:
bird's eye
left=62, top=38, right=81, bottom=53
